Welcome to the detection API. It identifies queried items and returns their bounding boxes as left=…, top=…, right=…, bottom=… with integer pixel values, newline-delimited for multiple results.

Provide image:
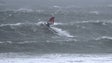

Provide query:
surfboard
left=45, top=23, right=57, bottom=33
left=48, top=27, right=57, bottom=33
left=40, top=22, right=57, bottom=33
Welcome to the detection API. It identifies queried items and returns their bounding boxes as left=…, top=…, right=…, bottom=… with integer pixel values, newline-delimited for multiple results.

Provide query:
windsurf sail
left=49, top=17, right=55, bottom=24
left=46, top=17, right=55, bottom=27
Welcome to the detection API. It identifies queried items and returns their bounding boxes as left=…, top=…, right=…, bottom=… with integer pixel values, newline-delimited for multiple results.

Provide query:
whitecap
left=89, top=11, right=99, bottom=15
left=53, top=5, right=61, bottom=8
left=16, top=8, right=34, bottom=12
left=36, top=21, right=46, bottom=26
left=0, top=41, right=3, bottom=44
left=51, top=27, right=74, bottom=38
left=0, top=23, right=22, bottom=27
left=95, top=36, right=112, bottom=40
left=6, top=41, right=13, bottom=44
left=54, top=22, right=64, bottom=25
left=0, top=54, right=112, bottom=63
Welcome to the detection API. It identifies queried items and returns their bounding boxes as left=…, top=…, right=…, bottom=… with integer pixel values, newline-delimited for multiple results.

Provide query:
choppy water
left=0, top=53, right=112, bottom=63
left=0, top=2, right=112, bottom=63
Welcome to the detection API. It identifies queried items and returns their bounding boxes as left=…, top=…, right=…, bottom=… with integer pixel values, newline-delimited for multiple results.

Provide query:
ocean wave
left=36, top=21, right=74, bottom=37
left=66, top=20, right=112, bottom=26
left=0, top=41, right=3, bottom=44
left=51, top=27, right=74, bottom=37
left=75, top=20, right=112, bottom=24
left=0, top=40, right=38, bottom=44
left=93, top=36, right=112, bottom=49
left=37, top=20, right=108, bottom=27
left=15, top=8, right=34, bottom=12
left=0, top=22, right=74, bottom=41
left=89, top=11, right=99, bottom=15
left=0, top=8, right=45, bottom=13
left=15, top=8, right=45, bottom=13
left=0, top=39, right=111, bottom=53
left=53, top=5, right=61, bottom=8
left=36, top=20, right=112, bottom=26
left=0, top=23, right=22, bottom=27
left=95, top=36, right=112, bottom=41
left=0, top=54, right=112, bottom=63
left=0, top=23, right=42, bottom=40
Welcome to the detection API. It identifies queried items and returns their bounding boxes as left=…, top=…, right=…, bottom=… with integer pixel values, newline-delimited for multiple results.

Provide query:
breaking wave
left=0, top=22, right=74, bottom=41
left=95, top=36, right=112, bottom=40
left=51, top=27, right=74, bottom=37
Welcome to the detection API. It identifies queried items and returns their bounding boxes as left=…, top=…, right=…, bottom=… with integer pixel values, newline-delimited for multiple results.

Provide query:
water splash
left=51, top=27, right=74, bottom=38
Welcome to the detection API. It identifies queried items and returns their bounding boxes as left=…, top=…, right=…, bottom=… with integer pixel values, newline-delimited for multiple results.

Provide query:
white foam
left=36, top=21, right=65, bottom=26
left=0, top=23, right=22, bottom=27
left=6, top=41, right=13, bottom=44
left=54, top=22, right=64, bottom=25
left=35, top=10, right=44, bottom=13
left=53, top=5, right=61, bottom=8
left=16, top=8, right=33, bottom=12
left=17, top=41, right=37, bottom=44
left=0, top=41, right=3, bottom=44
left=96, top=36, right=112, bottom=40
left=36, top=21, right=46, bottom=26
left=51, top=27, right=74, bottom=37
left=74, top=20, right=100, bottom=24
left=89, top=11, right=99, bottom=15
left=73, top=20, right=112, bottom=25
left=0, top=54, right=112, bottom=63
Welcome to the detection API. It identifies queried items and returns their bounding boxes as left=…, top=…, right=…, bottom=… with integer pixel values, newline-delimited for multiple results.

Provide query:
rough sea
left=0, top=0, right=112, bottom=63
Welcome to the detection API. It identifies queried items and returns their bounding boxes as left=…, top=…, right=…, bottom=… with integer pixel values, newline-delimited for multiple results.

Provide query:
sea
left=0, top=0, right=112, bottom=63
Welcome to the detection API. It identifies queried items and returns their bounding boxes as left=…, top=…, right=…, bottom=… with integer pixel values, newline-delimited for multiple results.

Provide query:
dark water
left=0, top=3, right=112, bottom=54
